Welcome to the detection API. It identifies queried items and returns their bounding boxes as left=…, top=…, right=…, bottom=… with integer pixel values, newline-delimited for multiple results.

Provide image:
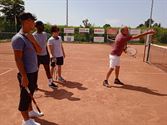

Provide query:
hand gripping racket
left=125, top=46, right=137, bottom=57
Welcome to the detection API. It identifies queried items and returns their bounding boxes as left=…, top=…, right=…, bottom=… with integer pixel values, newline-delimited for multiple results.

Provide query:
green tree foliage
left=137, top=18, right=161, bottom=28
left=103, top=24, right=111, bottom=29
left=144, top=18, right=154, bottom=27
left=0, top=0, right=25, bottom=31
left=153, top=27, right=167, bottom=44
left=82, top=19, right=91, bottom=28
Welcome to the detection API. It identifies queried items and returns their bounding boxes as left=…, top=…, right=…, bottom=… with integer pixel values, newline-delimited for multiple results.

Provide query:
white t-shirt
left=47, top=36, right=63, bottom=58
left=33, top=31, right=48, bottom=56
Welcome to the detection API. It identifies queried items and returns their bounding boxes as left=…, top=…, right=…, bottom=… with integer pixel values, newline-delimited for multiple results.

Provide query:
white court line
left=0, top=68, right=14, bottom=76
left=0, top=60, right=15, bottom=62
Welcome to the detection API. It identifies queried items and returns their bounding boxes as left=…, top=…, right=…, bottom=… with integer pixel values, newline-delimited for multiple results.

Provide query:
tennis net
left=149, top=44, right=167, bottom=72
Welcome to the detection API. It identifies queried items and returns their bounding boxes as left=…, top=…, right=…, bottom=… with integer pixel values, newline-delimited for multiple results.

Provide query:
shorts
left=109, top=54, right=120, bottom=68
left=17, top=71, right=38, bottom=111
left=37, top=54, right=50, bottom=66
left=51, top=56, right=64, bottom=67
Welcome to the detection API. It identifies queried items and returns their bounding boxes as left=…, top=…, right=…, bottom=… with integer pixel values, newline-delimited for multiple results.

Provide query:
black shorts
left=37, top=54, right=50, bottom=66
left=51, top=56, right=64, bottom=67
left=17, top=71, right=38, bottom=111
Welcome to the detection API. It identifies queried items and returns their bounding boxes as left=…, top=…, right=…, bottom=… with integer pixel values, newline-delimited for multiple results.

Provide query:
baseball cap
left=19, top=12, right=37, bottom=21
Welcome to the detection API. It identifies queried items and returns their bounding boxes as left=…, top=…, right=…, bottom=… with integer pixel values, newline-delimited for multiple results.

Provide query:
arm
left=13, top=50, right=29, bottom=87
left=25, top=34, right=42, bottom=54
left=61, top=43, right=65, bottom=58
left=131, top=30, right=155, bottom=40
left=47, top=44, right=54, bottom=58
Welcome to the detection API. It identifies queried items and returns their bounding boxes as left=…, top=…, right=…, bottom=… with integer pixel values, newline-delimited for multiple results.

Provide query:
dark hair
left=51, top=25, right=59, bottom=33
left=35, top=21, right=44, bottom=27
left=19, top=12, right=36, bottom=21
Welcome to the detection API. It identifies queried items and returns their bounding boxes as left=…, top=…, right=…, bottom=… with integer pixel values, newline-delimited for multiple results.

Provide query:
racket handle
left=25, top=87, right=31, bottom=94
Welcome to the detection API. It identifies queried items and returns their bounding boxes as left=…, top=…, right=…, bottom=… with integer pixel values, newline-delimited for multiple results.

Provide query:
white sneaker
left=29, top=110, right=44, bottom=117
left=22, top=119, right=41, bottom=125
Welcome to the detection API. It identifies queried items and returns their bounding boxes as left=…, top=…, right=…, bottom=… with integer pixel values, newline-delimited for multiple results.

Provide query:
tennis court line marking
left=0, top=68, right=14, bottom=76
left=0, top=60, right=15, bottom=63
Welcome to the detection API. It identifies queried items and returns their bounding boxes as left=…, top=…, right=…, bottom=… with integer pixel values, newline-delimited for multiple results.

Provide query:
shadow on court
left=112, top=84, right=167, bottom=96
left=58, top=80, right=88, bottom=90
left=38, top=88, right=80, bottom=101
left=35, top=118, right=58, bottom=125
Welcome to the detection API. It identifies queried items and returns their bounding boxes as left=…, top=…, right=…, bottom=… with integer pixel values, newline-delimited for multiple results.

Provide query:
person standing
left=103, top=26, right=155, bottom=87
left=12, top=12, right=43, bottom=125
left=47, top=25, right=66, bottom=83
left=33, top=21, right=58, bottom=89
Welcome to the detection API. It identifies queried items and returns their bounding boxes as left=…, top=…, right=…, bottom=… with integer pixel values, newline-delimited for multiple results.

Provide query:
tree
left=103, top=24, right=111, bottom=29
left=144, top=18, right=154, bottom=27
left=82, top=19, right=91, bottom=28
left=137, top=24, right=144, bottom=28
left=0, top=0, right=25, bottom=31
left=153, top=23, right=161, bottom=27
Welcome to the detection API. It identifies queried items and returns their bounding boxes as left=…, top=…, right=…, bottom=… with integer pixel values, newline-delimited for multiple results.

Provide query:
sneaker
left=28, top=110, right=44, bottom=118
left=114, top=79, right=124, bottom=85
left=103, top=80, right=111, bottom=88
left=58, top=77, right=65, bottom=82
left=22, top=119, right=41, bottom=125
left=49, top=82, right=58, bottom=89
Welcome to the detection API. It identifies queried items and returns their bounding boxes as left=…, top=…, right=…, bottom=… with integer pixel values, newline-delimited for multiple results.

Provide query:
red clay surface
left=0, top=42, right=167, bottom=125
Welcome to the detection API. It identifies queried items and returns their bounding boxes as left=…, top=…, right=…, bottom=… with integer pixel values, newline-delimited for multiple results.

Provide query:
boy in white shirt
left=47, top=25, right=66, bottom=82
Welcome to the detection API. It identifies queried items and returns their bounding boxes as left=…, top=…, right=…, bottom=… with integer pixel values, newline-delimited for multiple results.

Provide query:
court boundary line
left=0, top=68, right=14, bottom=76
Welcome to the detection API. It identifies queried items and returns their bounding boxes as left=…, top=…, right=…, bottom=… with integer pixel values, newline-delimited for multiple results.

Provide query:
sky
left=24, top=0, right=167, bottom=28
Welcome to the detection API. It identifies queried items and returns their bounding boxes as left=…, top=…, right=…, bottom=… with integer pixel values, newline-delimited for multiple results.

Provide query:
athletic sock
left=48, top=78, right=53, bottom=85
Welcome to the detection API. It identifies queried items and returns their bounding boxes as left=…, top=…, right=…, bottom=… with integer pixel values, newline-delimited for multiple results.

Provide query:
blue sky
left=24, top=0, right=167, bottom=28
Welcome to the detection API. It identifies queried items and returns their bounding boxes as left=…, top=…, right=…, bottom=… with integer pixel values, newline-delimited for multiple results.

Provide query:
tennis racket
left=25, top=87, right=44, bottom=116
left=124, top=46, right=137, bottom=57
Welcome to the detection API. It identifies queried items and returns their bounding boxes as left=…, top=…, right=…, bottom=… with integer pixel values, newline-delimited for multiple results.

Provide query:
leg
left=21, top=111, right=29, bottom=121
left=57, top=65, right=61, bottom=78
left=103, top=68, right=114, bottom=87
left=105, top=68, right=114, bottom=81
left=115, top=66, right=120, bottom=79
left=17, top=73, right=31, bottom=121
left=114, top=66, right=124, bottom=85
left=18, top=72, right=41, bottom=124
left=42, top=55, right=52, bottom=79
left=19, top=88, right=32, bottom=121
left=50, top=66, right=54, bottom=78
left=103, top=54, right=117, bottom=87
left=56, top=57, right=65, bottom=82
left=43, top=64, right=52, bottom=79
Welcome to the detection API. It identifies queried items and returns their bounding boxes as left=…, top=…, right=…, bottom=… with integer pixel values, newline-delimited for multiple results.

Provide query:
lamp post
left=146, top=0, right=154, bottom=62
left=66, top=0, right=68, bottom=26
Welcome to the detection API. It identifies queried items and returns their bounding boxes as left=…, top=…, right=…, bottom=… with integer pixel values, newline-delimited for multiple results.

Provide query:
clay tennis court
left=0, top=42, right=167, bottom=125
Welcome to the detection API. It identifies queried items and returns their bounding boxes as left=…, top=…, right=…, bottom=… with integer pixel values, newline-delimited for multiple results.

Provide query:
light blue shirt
left=11, top=33, right=38, bottom=73
left=33, top=32, right=48, bottom=56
